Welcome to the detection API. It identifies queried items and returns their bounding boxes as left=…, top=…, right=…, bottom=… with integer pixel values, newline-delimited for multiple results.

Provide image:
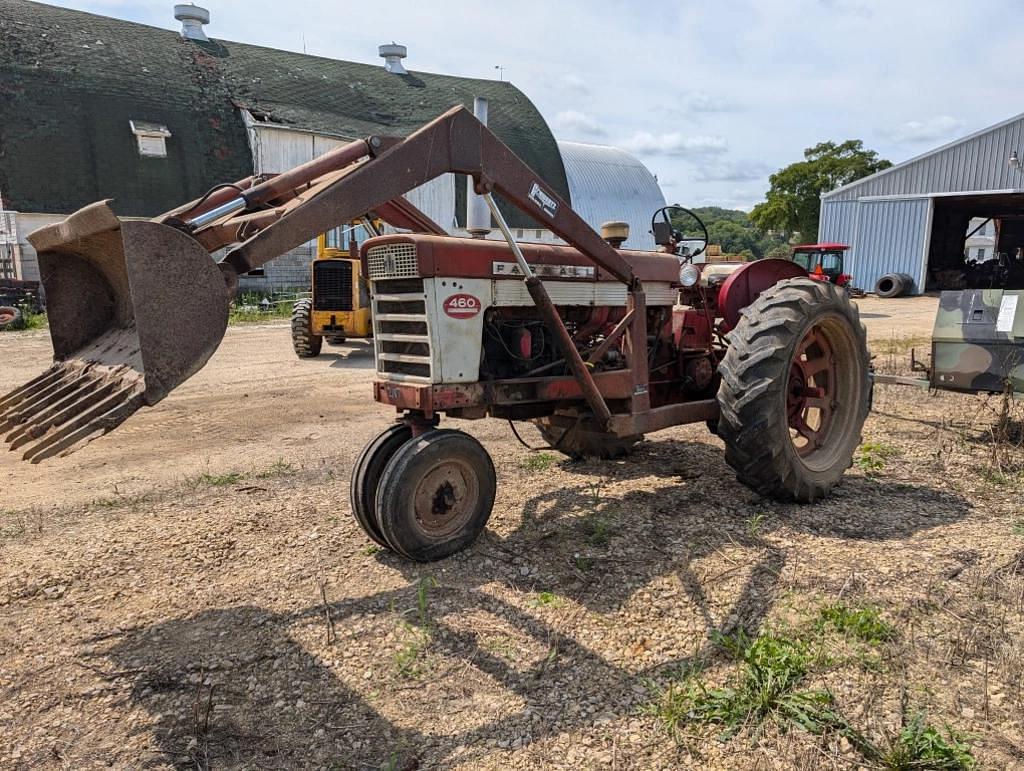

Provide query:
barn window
left=129, top=120, right=172, bottom=158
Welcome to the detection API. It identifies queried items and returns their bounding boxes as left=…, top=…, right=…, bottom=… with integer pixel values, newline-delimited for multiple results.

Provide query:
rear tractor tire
left=376, top=429, right=497, bottom=562
left=532, top=415, right=642, bottom=460
left=716, top=277, right=870, bottom=502
left=291, top=298, right=322, bottom=358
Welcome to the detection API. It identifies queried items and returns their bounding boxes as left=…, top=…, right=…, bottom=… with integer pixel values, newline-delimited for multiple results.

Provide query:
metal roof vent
left=378, top=43, right=408, bottom=74
left=174, top=4, right=210, bottom=42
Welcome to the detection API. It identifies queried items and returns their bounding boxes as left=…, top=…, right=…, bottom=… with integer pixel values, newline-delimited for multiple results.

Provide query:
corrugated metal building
left=558, top=141, right=666, bottom=250
left=819, top=112, right=1024, bottom=294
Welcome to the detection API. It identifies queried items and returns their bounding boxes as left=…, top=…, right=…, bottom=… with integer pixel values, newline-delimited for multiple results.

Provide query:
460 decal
left=442, top=293, right=482, bottom=319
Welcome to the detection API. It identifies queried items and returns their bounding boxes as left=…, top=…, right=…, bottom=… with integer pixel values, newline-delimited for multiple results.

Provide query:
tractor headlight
left=679, top=264, right=701, bottom=288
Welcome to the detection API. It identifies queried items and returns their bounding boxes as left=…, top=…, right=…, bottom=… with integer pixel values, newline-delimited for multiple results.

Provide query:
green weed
left=520, top=452, right=557, bottom=472
left=855, top=440, right=899, bottom=473
left=647, top=630, right=858, bottom=746
left=188, top=471, right=245, bottom=488
left=817, top=602, right=897, bottom=645
left=573, top=555, right=593, bottom=572
left=874, top=712, right=975, bottom=770
left=228, top=292, right=296, bottom=324
left=255, top=459, right=296, bottom=479
left=531, top=591, right=565, bottom=608
left=1013, top=519, right=1024, bottom=536
left=746, top=511, right=770, bottom=537
left=363, top=545, right=382, bottom=556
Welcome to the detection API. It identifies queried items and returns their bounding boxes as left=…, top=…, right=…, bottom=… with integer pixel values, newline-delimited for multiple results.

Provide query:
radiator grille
left=372, top=278, right=431, bottom=380
left=313, top=260, right=353, bottom=311
left=366, top=242, right=419, bottom=280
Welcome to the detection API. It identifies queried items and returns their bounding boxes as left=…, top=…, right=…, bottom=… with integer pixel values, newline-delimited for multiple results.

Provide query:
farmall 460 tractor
left=0, top=106, right=871, bottom=562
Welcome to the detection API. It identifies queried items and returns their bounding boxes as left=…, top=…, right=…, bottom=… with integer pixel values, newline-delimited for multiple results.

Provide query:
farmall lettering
left=443, top=293, right=482, bottom=319
left=492, top=261, right=595, bottom=279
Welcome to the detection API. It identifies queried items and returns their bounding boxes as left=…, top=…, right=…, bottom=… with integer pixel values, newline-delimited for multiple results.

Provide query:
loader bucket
left=0, top=201, right=230, bottom=462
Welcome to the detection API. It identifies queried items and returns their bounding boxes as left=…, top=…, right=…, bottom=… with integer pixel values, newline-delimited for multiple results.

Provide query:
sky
left=42, top=0, right=1022, bottom=211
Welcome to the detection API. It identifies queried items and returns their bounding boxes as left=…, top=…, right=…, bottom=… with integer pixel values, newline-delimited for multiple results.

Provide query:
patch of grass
left=255, top=459, right=296, bottom=479
left=855, top=440, right=899, bottom=473
left=979, top=467, right=1020, bottom=488
left=89, top=491, right=153, bottom=510
left=1013, top=519, right=1024, bottom=537
left=875, top=712, right=975, bottom=770
left=581, top=511, right=617, bottom=546
left=531, top=591, right=565, bottom=608
left=188, top=471, right=245, bottom=488
left=393, top=633, right=429, bottom=679
left=573, top=555, right=593, bottom=572
left=817, top=602, right=897, bottom=645
left=363, top=544, right=382, bottom=556
left=228, top=292, right=296, bottom=324
left=745, top=511, right=770, bottom=537
left=415, top=576, right=436, bottom=628
left=519, top=452, right=558, bottom=472
left=647, top=630, right=851, bottom=743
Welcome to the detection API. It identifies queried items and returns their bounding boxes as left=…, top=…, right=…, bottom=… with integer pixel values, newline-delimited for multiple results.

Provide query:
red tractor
left=790, top=243, right=855, bottom=292
left=2, top=106, right=871, bottom=562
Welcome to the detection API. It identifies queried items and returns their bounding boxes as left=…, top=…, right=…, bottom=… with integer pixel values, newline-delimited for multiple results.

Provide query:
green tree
left=750, top=141, right=891, bottom=241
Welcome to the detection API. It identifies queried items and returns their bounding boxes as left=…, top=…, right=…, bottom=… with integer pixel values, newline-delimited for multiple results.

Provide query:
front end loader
left=1, top=106, right=871, bottom=563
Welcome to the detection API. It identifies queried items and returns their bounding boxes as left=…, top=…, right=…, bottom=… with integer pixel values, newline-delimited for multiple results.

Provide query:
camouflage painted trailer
left=931, top=289, right=1024, bottom=394
left=876, top=289, right=1023, bottom=395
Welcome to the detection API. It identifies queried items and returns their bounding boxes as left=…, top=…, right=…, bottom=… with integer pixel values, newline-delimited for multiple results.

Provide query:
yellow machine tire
left=291, top=298, right=322, bottom=358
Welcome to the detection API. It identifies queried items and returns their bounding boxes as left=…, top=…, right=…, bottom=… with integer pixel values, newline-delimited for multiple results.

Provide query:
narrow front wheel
left=376, top=430, right=496, bottom=562
left=350, top=423, right=414, bottom=549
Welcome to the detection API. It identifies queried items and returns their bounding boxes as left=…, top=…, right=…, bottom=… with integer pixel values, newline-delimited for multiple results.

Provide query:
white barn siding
left=241, top=118, right=457, bottom=291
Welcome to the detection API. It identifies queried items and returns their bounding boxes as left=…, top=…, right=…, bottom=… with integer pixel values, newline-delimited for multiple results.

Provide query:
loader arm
left=217, top=106, right=637, bottom=287
left=1, top=105, right=638, bottom=462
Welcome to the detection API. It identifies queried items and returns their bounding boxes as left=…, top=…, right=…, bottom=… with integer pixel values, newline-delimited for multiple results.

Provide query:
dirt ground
left=2, top=293, right=1022, bottom=769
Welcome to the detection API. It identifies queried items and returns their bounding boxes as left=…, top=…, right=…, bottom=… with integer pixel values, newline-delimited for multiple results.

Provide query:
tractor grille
left=372, top=278, right=431, bottom=380
left=313, top=260, right=353, bottom=311
left=366, top=242, right=419, bottom=280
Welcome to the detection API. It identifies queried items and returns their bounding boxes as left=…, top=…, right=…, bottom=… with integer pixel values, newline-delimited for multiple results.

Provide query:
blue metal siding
left=824, top=113, right=1024, bottom=202
left=851, top=199, right=930, bottom=294
left=819, top=200, right=859, bottom=244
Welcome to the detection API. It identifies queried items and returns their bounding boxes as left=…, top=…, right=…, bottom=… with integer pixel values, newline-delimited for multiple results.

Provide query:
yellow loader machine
left=291, top=212, right=446, bottom=357
left=290, top=225, right=374, bottom=358
left=1, top=106, right=872, bottom=563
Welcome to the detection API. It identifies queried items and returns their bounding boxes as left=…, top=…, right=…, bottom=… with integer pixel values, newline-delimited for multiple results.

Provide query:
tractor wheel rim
left=412, top=459, right=479, bottom=537
left=0, top=312, right=13, bottom=324
left=787, top=323, right=835, bottom=458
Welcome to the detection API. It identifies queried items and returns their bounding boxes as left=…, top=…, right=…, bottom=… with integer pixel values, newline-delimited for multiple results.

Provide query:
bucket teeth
left=0, top=362, right=146, bottom=463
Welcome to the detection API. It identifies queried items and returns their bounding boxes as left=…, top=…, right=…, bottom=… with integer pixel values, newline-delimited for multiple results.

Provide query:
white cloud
left=683, top=92, right=740, bottom=114
left=621, top=132, right=728, bottom=158
left=692, top=160, right=772, bottom=183
left=559, top=73, right=590, bottom=96
left=551, top=109, right=606, bottom=138
left=881, top=116, right=964, bottom=144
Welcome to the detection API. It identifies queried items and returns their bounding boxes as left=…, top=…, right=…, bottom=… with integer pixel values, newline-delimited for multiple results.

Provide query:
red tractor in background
left=790, top=243, right=858, bottom=295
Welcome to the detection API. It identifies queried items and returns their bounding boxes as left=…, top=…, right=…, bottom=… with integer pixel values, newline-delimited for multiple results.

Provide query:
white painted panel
left=425, top=277, right=492, bottom=383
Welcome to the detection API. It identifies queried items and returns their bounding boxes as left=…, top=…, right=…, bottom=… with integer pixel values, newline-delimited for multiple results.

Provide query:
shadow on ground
left=99, top=438, right=970, bottom=768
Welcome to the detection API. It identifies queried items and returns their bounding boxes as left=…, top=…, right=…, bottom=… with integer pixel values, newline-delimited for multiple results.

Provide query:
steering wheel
left=651, top=205, right=708, bottom=261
